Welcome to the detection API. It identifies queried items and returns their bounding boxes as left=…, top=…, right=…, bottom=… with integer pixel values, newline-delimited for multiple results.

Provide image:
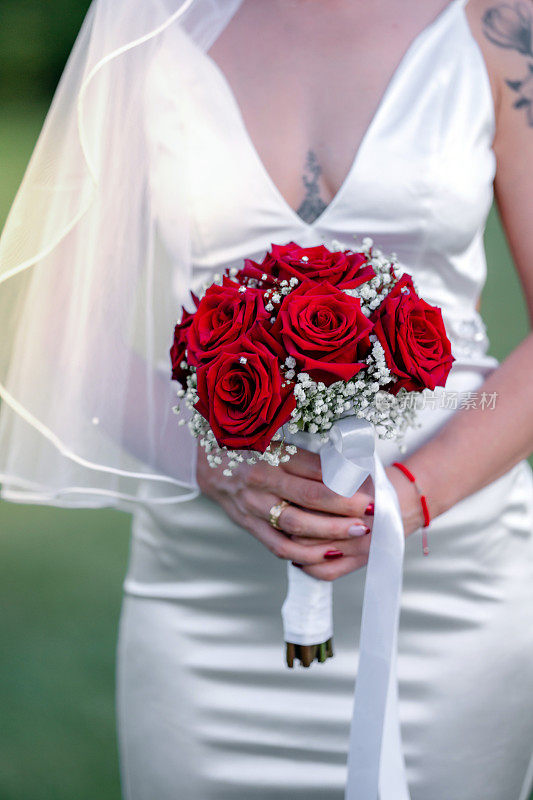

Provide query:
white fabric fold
left=282, top=418, right=410, bottom=800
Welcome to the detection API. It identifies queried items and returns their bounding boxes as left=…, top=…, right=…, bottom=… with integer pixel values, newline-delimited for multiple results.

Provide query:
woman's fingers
left=249, top=519, right=366, bottom=565
left=237, top=488, right=371, bottom=540
left=245, top=465, right=373, bottom=518
left=216, top=492, right=361, bottom=566
left=291, top=533, right=372, bottom=561
left=296, top=554, right=370, bottom=581
left=279, top=447, right=322, bottom=481
left=277, top=503, right=371, bottom=540
left=208, top=448, right=375, bottom=575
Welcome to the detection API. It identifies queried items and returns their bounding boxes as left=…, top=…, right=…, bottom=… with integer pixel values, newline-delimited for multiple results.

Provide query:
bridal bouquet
left=170, top=237, right=454, bottom=666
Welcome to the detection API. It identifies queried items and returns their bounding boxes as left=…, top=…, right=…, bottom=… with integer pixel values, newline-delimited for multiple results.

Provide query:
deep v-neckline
left=203, top=0, right=465, bottom=231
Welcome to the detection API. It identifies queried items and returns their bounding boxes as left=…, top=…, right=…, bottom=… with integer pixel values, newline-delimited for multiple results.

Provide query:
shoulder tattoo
left=483, top=2, right=533, bottom=125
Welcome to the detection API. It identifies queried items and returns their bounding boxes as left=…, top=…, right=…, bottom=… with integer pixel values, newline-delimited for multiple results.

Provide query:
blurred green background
left=0, top=3, right=532, bottom=800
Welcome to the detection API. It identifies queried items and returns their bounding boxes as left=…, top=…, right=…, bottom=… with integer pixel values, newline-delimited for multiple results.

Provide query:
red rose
left=271, top=279, right=373, bottom=385
left=194, top=332, right=296, bottom=453
left=170, top=300, right=198, bottom=387
left=373, top=274, right=455, bottom=394
left=187, top=277, right=270, bottom=367
left=235, top=242, right=375, bottom=290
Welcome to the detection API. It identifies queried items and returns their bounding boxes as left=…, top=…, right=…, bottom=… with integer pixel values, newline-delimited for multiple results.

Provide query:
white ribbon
left=281, top=417, right=410, bottom=800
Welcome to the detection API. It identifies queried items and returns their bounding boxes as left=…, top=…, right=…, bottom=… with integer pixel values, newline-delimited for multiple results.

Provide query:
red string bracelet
left=392, top=462, right=431, bottom=556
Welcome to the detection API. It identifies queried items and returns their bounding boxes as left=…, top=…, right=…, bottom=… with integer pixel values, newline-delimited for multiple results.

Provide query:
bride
left=1, top=0, right=533, bottom=798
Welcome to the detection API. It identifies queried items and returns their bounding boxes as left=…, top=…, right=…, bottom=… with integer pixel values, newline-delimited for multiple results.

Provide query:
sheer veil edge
left=0, top=0, right=241, bottom=511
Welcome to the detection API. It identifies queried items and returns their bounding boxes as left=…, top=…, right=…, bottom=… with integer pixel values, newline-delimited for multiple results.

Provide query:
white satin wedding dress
left=116, top=2, right=533, bottom=798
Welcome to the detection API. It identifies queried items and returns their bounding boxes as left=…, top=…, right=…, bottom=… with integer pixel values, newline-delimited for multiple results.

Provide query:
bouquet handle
left=282, top=563, right=334, bottom=666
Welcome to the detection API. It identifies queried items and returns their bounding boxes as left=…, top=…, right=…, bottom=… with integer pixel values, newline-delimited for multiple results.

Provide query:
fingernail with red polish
left=291, top=561, right=304, bottom=569
left=365, top=503, right=375, bottom=516
left=324, top=550, right=343, bottom=560
left=348, top=524, right=370, bottom=537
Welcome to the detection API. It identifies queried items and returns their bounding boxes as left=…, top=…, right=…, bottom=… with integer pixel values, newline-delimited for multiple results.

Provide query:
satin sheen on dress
left=116, top=1, right=533, bottom=798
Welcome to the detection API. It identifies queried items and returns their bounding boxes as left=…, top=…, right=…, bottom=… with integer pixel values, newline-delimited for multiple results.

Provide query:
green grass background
left=1, top=104, right=531, bottom=800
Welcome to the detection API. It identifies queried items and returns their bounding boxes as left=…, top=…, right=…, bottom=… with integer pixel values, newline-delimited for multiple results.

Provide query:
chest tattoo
left=296, top=150, right=329, bottom=223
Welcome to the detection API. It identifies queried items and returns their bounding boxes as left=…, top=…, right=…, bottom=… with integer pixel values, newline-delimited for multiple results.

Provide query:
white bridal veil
left=0, top=0, right=243, bottom=511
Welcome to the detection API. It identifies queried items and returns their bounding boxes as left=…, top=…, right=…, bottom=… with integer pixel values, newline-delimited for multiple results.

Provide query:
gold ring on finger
left=269, top=499, right=291, bottom=530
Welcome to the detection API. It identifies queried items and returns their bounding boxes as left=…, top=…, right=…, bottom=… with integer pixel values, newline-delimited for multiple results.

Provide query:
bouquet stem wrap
left=282, top=417, right=410, bottom=800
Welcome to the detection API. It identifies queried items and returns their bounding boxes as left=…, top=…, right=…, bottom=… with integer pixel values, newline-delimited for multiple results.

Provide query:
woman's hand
left=197, top=444, right=426, bottom=579
left=287, top=461, right=425, bottom=581
left=196, top=444, right=375, bottom=574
